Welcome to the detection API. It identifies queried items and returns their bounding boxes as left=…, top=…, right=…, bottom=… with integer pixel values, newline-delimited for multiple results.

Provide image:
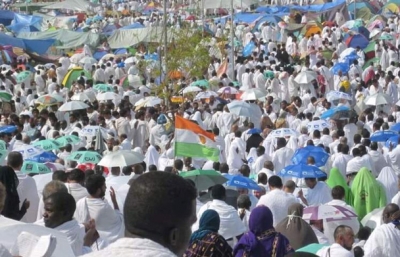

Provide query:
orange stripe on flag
left=217, top=59, right=228, bottom=78
left=175, top=115, right=215, bottom=141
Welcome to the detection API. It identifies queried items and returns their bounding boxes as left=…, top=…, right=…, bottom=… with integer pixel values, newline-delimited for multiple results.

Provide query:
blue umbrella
left=331, top=62, right=350, bottom=75
left=223, top=174, right=261, bottom=191
left=385, top=135, right=399, bottom=148
left=0, top=125, right=16, bottom=133
left=320, top=106, right=350, bottom=120
left=343, top=52, right=359, bottom=65
left=292, top=146, right=329, bottom=167
left=370, top=130, right=399, bottom=142
left=390, top=123, right=400, bottom=132
left=27, top=151, right=58, bottom=163
left=279, top=164, right=327, bottom=179
left=247, top=128, right=262, bottom=134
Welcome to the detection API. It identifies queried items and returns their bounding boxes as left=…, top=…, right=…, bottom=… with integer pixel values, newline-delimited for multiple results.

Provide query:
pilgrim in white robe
left=253, top=155, right=268, bottom=174
left=305, top=182, right=332, bottom=206
left=194, top=199, right=246, bottom=240
left=65, top=182, right=89, bottom=203
left=74, top=198, right=124, bottom=244
left=364, top=223, right=400, bottom=257
left=317, top=243, right=353, bottom=257
left=15, top=171, right=39, bottom=223
left=257, top=189, right=298, bottom=226
left=332, top=153, right=352, bottom=178
left=271, top=147, right=294, bottom=175
left=144, top=145, right=160, bottom=170
left=131, top=120, right=149, bottom=149
left=377, top=167, right=399, bottom=204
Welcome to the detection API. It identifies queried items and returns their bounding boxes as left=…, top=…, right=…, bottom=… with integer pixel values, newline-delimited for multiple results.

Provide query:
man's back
left=257, top=189, right=297, bottom=226
left=364, top=223, right=400, bottom=256
left=15, top=172, right=39, bottom=223
left=272, top=147, right=294, bottom=173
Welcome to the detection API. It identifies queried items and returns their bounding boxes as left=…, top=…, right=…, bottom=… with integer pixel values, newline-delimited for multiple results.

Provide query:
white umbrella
left=240, top=88, right=267, bottom=101
left=79, top=56, right=97, bottom=65
left=307, top=120, right=331, bottom=131
left=354, top=100, right=367, bottom=115
left=69, top=53, right=85, bottom=64
left=71, top=93, right=91, bottom=102
left=370, top=28, right=380, bottom=39
left=98, top=150, right=144, bottom=167
left=14, top=145, right=43, bottom=159
left=195, top=91, right=218, bottom=99
left=267, top=128, right=299, bottom=138
left=58, top=101, right=89, bottom=112
left=182, top=86, right=202, bottom=94
left=361, top=207, right=384, bottom=229
left=124, top=56, right=137, bottom=64
left=79, top=125, right=108, bottom=137
left=227, top=100, right=251, bottom=116
left=144, top=97, right=162, bottom=107
left=326, top=91, right=352, bottom=101
left=96, top=92, right=121, bottom=101
left=294, top=70, right=317, bottom=84
left=364, top=93, right=391, bottom=106
left=134, top=96, right=161, bottom=107
left=218, top=86, right=239, bottom=94
left=339, top=47, right=356, bottom=59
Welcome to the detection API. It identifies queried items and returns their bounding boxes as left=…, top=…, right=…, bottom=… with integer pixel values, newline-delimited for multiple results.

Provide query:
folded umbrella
left=292, top=146, right=329, bottom=167
left=370, top=130, right=398, bottom=142
left=180, top=170, right=228, bottom=191
left=279, top=164, right=327, bottom=179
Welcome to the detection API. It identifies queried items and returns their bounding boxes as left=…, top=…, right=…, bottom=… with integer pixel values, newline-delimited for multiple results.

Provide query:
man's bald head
left=264, top=161, right=274, bottom=171
left=283, top=180, right=296, bottom=193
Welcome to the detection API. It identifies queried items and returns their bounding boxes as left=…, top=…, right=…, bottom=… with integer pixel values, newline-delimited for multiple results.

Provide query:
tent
left=120, top=23, right=145, bottom=30
left=203, top=0, right=257, bottom=9
left=107, top=27, right=172, bottom=48
left=7, top=13, right=42, bottom=33
left=0, top=33, right=54, bottom=55
left=0, top=10, right=15, bottom=26
left=345, top=34, right=369, bottom=49
left=43, top=0, right=98, bottom=12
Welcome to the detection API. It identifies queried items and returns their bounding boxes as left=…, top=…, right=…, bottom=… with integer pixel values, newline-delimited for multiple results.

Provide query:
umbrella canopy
left=223, top=174, right=261, bottom=191
left=94, top=84, right=114, bottom=92
left=307, top=120, right=331, bottom=132
left=218, top=86, right=239, bottom=94
left=195, top=91, right=218, bottom=100
left=71, top=93, right=91, bottom=102
left=33, top=139, right=62, bottom=151
left=0, top=140, right=6, bottom=151
left=295, top=71, right=317, bottom=84
left=370, top=130, right=398, bottom=142
left=21, top=161, right=51, bottom=174
left=96, top=92, right=121, bottom=101
left=0, top=91, right=12, bottom=102
left=67, top=151, right=103, bottom=164
left=180, top=169, right=228, bottom=191
left=182, top=86, right=202, bottom=94
left=27, top=151, right=58, bottom=163
left=79, top=56, right=97, bottom=65
left=292, top=146, right=329, bottom=167
left=267, top=128, right=299, bottom=138
left=55, top=135, right=80, bottom=147
left=80, top=125, right=108, bottom=137
left=134, top=96, right=162, bottom=107
left=98, top=150, right=144, bottom=167
left=0, top=125, right=17, bottom=133
left=391, top=123, right=400, bottom=132
left=62, top=67, right=92, bottom=89
left=279, top=164, right=327, bottom=179
left=320, top=106, right=351, bottom=120
left=36, top=94, right=58, bottom=106
left=303, top=205, right=358, bottom=221
left=240, top=88, right=267, bottom=100
left=58, top=101, right=89, bottom=112
left=14, top=145, right=44, bottom=159
left=326, top=91, right=352, bottom=102
left=364, top=93, right=391, bottom=105
left=360, top=207, right=384, bottom=229
left=16, top=71, right=31, bottom=83
left=191, top=79, right=210, bottom=88
left=331, top=62, right=350, bottom=75
left=227, top=100, right=252, bottom=116
left=386, top=135, right=399, bottom=148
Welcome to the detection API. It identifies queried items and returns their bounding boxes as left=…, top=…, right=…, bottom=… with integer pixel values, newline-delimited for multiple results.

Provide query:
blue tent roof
left=0, top=10, right=15, bottom=26
left=0, top=33, right=54, bottom=55
left=256, top=0, right=346, bottom=14
left=7, top=13, right=42, bottom=33
left=120, top=23, right=145, bottom=30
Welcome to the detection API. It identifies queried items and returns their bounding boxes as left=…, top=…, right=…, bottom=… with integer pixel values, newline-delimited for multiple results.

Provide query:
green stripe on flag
left=175, top=142, right=219, bottom=162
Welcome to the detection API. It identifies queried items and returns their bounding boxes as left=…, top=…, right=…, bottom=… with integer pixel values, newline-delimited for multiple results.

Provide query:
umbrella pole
left=230, top=0, right=235, bottom=81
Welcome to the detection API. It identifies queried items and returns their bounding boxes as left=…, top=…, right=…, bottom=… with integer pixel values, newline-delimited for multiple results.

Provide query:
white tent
left=203, top=0, right=257, bottom=9
left=43, top=0, right=97, bottom=12
left=107, top=27, right=172, bottom=48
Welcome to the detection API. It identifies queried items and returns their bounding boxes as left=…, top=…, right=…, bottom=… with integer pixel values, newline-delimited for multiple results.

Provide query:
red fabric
left=77, top=164, right=109, bottom=174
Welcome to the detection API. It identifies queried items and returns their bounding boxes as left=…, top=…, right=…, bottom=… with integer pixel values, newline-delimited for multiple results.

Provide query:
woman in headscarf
left=326, top=167, right=353, bottom=205
left=351, top=167, right=387, bottom=220
left=184, top=209, right=232, bottom=257
left=377, top=166, right=399, bottom=204
left=0, top=166, right=28, bottom=220
left=275, top=203, right=318, bottom=250
left=233, top=206, right=294, bottom=256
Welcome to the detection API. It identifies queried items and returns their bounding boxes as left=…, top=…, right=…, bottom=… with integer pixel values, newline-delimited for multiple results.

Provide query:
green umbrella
left=36, top=94, right=58, bottom=106
left=0, top=140, right=6, bottom=151
left=379, top=34, right=393, bottom=40
left=67, top=151, right=102, bottom=164
left=180, top=169, right=228, bottom=191
left=364, top=41, right=375, bottom=53
left=55, top=135, right=80, bottom=147
left=321, top=49, right=333, bottom=60
left=192, top=79, right=210, bottom=88
left=94, top=84, right=114, bottom=92
left=33, top=139, right=62, bottom=151
left=16, top=71, right=31, bottom=83
left=264, top=70, right=275, bottom=79
left=62, top=67, right=92, bottom=89
left=363, top=57, right=379, bottom=70
left=21, top=161, right=51, bottom=174
left=296, top=243, right=327, bottom=254
left=0, top=91, right=12, bottom=102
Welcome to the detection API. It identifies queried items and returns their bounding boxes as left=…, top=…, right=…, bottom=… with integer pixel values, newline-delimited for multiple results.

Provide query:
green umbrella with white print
left=67, top=151, right=102, bottom=164
left=33, top=139, right=62, bottom=151
left=0, top=91, right=12, bottom=102
left=21, top=161, right=51, bottom=174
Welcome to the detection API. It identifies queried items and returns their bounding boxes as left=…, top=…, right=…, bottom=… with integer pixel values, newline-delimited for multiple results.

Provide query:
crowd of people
left=1, top=0, right=400, bottom=256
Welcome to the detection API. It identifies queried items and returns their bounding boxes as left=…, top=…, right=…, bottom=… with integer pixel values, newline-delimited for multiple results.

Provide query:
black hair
left=85, top=174, right=105, bottom=195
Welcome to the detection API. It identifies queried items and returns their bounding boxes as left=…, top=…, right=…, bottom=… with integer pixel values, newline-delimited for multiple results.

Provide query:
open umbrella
left=223, top=174, right=261, bottom=191
left=21, top=161, right=51, bottom=174
left=134, top=96, right=162, bottom=107
left=14, top=145, right=44, bottom=159
left=79, top=56, right=97, bottom=65
left=240, top=88, right=267, bottom=100
left=227, top=100, right=252, bottom=116
left=96, top=92, right=121, bottom=101
left=94, top=84, right=114, bottom=92
left=67, top=151, right=102, bottom=164
left=320, top=106, right=351, bottom=120
left=195, top=91, right=218, bottom=100
left=360, top=207, right=384, bottom=229
left=98, top=150, right=144, bottom=167
left=0, top=140, right=6, bottom=151
left=364, top=93, right=391, bottom=106
left=16, top=71, right=31, bottom=83
left=180, top=169, right=228, bottom=191
left=191, top=79, right=210, bottom=88
left=326, top=91, right=352, bottom=102
left=278, top=164, right=327, bottom=179
left=331, top=62, right=350, bottom=75
left=292, top=146, right=329, bottom=167
left=36, top=94, right=58, bottom=106
left=307, top=120, right=331, bottom=131
left=0, top=125, right=17, bottom=133
left=303, top=205, right=358, bottom=221
left=80, top=125, right=108, bottom=137
left=58, top=101, right=89, bottom=112
left=295, top=71, right=317, bottom=84
left=33, top=139, right=62, bottom=151
left=267, top=128, right=299, bottom=138
left=0, top=91, right=12, bottom=102
left=55, top=135, right=80, bottom=147
left=218, top=86, right=239, bottom=94
left=370, top=130, right=398, bottom=142
left=386, top=135, right=399, bottom=148
left=71, top=93, right=91, bottom=102
left=62, top=67, right=92, bottom=89
left=182, top=86, right=202, bottom=94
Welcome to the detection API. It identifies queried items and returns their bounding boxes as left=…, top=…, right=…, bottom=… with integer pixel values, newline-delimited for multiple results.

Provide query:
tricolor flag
left=174, top=115, right=219, bottom=161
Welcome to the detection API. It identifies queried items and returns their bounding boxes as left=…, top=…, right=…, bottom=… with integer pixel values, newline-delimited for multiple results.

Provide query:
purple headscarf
left=233, top=206, right=294, bottom=257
